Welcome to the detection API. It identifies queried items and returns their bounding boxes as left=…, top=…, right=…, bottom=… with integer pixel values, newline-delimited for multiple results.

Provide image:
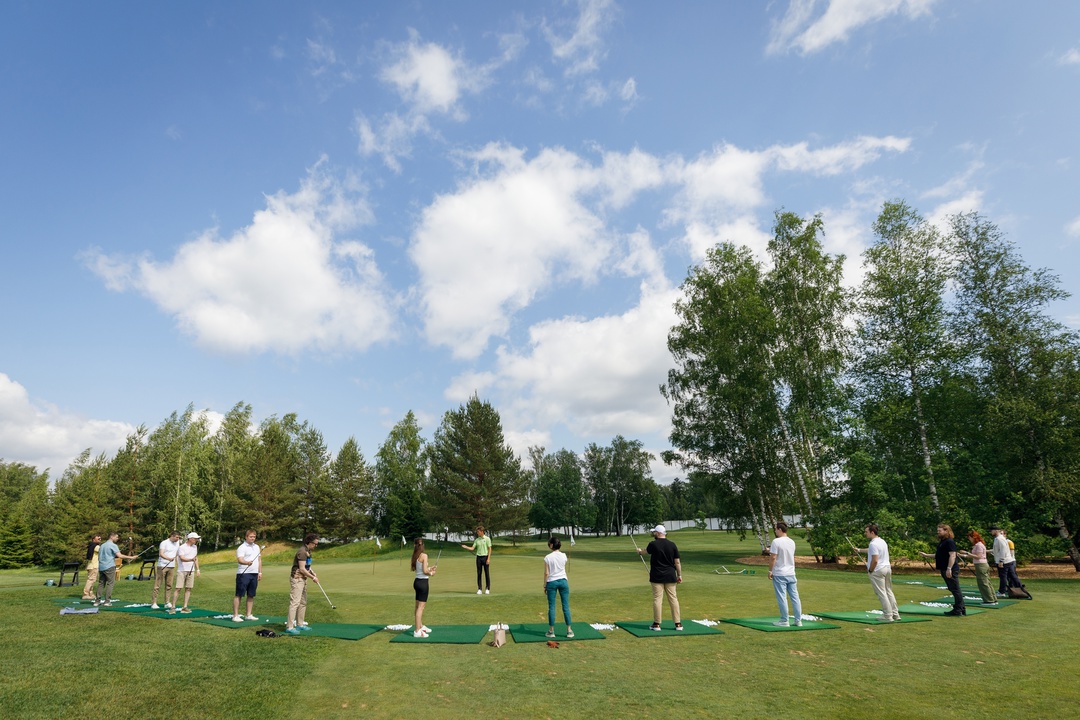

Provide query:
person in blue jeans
left=543, top=536, right=573, bottom=639
left=768, top=522, right=802, bottom=627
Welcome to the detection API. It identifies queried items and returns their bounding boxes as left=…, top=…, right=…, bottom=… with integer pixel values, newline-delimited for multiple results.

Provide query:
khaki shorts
left=177, top=570, right=197, bottom=589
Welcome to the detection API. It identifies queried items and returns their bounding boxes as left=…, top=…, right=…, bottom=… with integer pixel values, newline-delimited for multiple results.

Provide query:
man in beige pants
left=636, top=525, right=684, bottom=631
left=856, top=524, right=900, bottom=622
left=285, top=534, right=321, bottom=634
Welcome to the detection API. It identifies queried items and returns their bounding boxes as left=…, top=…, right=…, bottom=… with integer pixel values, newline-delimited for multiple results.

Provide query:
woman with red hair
left=958, top=530, right=997, bottom=605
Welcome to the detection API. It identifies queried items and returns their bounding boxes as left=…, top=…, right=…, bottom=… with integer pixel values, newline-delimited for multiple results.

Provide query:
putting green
left=896, top=603, right=986, bottom=616
left=720, top=617, right=841, bottom=632
left=813, top=611, right=931, bottom=625
left=388, top=624, right=491, bottom=644
left=508, top=623, right=607, bottom=642
left=616, top=620, right=724, bottom=637
left=932, top=596, right=1020, bottom=609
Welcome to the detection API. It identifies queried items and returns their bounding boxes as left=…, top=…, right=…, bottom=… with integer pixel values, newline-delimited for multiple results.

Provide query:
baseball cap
left=186, top=532, right=201, bottom=540
left=650, top=525, right=666, bottom=535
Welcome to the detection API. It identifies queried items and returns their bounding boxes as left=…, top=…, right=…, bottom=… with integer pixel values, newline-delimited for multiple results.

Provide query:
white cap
left=186, top=532, right=201, bottom=540
left=650, top=525, right=667, bottom=535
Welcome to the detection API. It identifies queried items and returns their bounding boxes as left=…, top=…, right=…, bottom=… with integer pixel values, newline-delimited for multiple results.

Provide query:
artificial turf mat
left=508, top=623, right=607, bottom=642
left=277, top=623, right=383, bottom=640
left=898, top=580, right=978, bottom=591
left=388, top=624, right=491, bottom=644
left=192, top=615, right=288, bottom=628
left=813, top=611, right=931, bottom=625
left=615, top=620, right=724, bottom=637
left=134, top=608, right=222, bottom=619
left=896, top=603, right=987, bottom=616
left=719, top=617, right=841, bottom=632
left=932, top=596, right=1020, bottom=609
left=98, top=604, right=157, bottom=613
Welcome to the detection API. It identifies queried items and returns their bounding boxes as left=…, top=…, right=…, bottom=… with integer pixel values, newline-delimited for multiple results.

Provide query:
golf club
left=629, top=533, right=650, bottom=570
left=317, top=579, right=336, bottom=609
left=845, top=535, right=861, bottom=554
left=433, top=526, right=448, bottom=568
left=240, top=543, right=267, bottom=573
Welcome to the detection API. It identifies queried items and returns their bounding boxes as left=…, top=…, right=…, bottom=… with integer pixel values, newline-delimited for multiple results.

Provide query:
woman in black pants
left=920, top=524, right=966, bottom=616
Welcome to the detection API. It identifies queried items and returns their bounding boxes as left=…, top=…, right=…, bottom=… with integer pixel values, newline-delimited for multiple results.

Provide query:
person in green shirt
left=461, top=526, right=492, bottom=595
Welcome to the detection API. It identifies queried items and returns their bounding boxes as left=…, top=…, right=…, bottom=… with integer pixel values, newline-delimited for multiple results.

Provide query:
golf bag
left=1007, top=584, right=1033, bottom=600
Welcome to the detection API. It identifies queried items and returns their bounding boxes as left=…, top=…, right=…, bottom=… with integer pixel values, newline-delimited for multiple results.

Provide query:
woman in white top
left=543, top=536, right=573, bottom=639
left=411, top=538, right=437, bottom=638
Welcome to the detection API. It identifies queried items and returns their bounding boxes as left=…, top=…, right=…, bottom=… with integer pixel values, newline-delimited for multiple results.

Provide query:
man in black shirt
left=636, top=525, right=683, bottom=631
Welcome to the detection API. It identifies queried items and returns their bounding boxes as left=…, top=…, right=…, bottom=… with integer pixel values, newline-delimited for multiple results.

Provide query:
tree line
left=662, top=201, right=1080, bottom=570
left=0, top=395, right=666, bottom=568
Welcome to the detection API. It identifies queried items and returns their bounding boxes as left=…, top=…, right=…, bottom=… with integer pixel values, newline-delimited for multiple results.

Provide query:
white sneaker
left=772, top=620, right=789, bottom=627
left=477, top=589, right=483, bottom=595
left=484, top=589, right=490, bottom=595
left=231, top=616, right=244, bottom=623
left=421, top=626, right=432, bottom=633
left=413, top=629, right=429, bottom=638
left=245, top=615, right=259, bottom=621
left=151, top=603, right=160, bottom=610
left=164, top=603, right=173, bottom=609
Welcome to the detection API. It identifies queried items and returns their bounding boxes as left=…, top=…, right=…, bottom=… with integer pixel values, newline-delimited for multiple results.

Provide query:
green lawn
left=3, top=530, right=1078, bottom=719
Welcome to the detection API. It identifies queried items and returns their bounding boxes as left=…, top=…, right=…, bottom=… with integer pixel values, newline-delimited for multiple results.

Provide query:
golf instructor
left=95, top=532, right=136, bottom=606
left=462, top=526, right=492, bottom=595
left=637, top=525, right=682, bottom=631
left=285, top=534, right=320, bottom=634
left=232, top=530, right=262, bottom=622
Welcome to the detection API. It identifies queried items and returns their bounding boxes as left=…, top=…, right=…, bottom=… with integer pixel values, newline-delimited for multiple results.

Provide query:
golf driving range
left=3, top=530, right=1078, bottom=719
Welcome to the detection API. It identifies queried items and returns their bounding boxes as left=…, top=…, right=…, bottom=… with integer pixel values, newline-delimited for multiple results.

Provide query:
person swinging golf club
left=94, top=532, right=137, bottom=606
left=232, top=530, right=262, bottom=622
left=285, top=534, right=320, bottom=634
left=461, top=526, right=492, bottom=595
left=170, top=532, right=201, bottom=614
left=411, top=537, right=437, bottom=638
left=636, top=525, right=683, bottom=631
left=152, top=531, right=181, bottom=610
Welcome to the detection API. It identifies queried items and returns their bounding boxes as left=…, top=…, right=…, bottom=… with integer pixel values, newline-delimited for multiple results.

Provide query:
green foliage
left=0, top=513, right=34, bottom=568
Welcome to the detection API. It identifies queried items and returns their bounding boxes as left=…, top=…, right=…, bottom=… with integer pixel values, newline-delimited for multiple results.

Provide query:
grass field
left=2, top=530, right=1078, bottom=719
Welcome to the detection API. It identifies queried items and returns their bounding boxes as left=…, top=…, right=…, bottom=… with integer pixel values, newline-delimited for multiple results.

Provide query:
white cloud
left=768, top=0, right=938, bottom=56
left=84, top=160, right=396, bottom=355
left=1065, top=215, right=1080, bottom=237
left=544, top=0, right=618, bottom=76
left=926, top=190, right=984, bottom=230
left=470, top=284, right=680, bottom=443
left=355, top=112, right=430, bottom=174
left=1059, top=48, right=1080, bottom=66
left=0, top=373, right=135, bottom=476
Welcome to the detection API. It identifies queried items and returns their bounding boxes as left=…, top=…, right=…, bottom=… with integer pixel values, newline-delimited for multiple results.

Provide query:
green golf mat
left=99, top=604, right=157, bottom=613
left=896, top=603, right=986, bottom=617
left=274, top=623, right=383, bottom=640
left=193, top=615, right=288, bottom=628
left=932, top=596, right=1020, bottom=609
left=813, top=611, right=931, bottom=625
left=719, top=617, right=841, bottom=632
left=508, top=623, right=607, bottom=643
left=52, top=598, right=130, bottom=605
left=898, top=580, right=978, bottom=591
left=133, top=608, right=222, bottom=619
left=388, top=624, right=491, bottom=644
left=615, top=620, right=724, bottom=637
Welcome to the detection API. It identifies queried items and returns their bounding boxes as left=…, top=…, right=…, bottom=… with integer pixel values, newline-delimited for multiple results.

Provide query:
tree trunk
left=910, top=370, right=941, bottom=514
left=1053, top=512, right=1080, bottom=572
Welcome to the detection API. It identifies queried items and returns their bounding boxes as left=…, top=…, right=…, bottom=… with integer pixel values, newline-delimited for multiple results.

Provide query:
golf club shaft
left=630, top=534, right=649, bottom=570
left=317, top=580, right=335, bottom=608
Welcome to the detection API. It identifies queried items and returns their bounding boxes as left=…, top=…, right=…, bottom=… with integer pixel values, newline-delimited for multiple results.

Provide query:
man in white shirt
left=857, top=524, right=900, bottom=621
left=152, top=531, right=181, bottom=609
left=233, top=530, right=262, bottom=622
left=170, top=532, right=201, bottom=614
left=990, top=525, right=1021, bottom=596
left=768, top=522, right=802, bottom=627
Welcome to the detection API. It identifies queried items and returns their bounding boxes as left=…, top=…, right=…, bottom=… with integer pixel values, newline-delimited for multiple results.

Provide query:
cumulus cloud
left=544, top=0, right=618, bottom=76
left=84, top=161, right=396, bottom=355
left=1066, top=215, right=1080, bottom=238
left=0, top=373, right=135, bottom=476
left=359, top=30, right=492, bottom=171
left=768, top=0, right=938, bottom=56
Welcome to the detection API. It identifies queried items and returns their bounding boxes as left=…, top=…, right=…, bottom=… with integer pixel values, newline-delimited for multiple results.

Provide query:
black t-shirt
left=646, top=537, right=680, bottom=584
left=935, top=538, right=958, bottom=572
left=86, top=542, right=99, bottom=561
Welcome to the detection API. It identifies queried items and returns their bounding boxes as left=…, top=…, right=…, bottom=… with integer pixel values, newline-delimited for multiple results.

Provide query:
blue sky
left=2, top=1, right=1079, bottom=479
